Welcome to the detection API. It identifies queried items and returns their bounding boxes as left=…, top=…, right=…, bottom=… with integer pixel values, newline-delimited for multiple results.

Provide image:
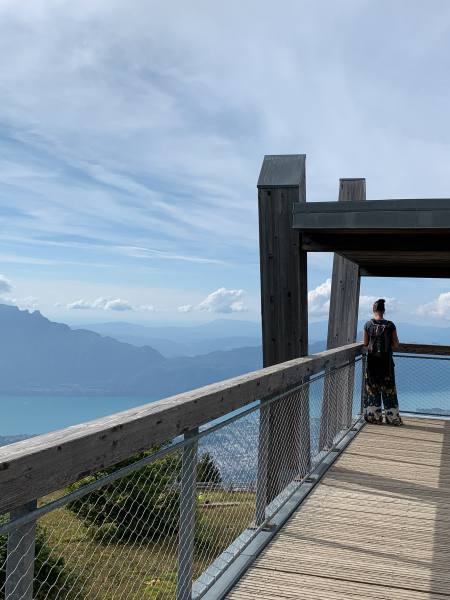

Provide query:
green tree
left=67, top=449, right=182, bottom=543
left=196, top=452, right=222, bottom=485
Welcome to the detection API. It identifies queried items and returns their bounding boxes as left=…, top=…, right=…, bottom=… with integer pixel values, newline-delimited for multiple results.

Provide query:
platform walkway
left=227, top=417, right=450, bottom=599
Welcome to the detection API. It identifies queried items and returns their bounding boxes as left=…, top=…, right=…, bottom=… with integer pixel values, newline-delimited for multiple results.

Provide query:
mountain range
left=82, top=319, right=263, bottom=357
left=1, top=304, right=449, bottom=399
left=0, top=305, right=263, bottom=396
left=76, top=318, right=450, bottom=356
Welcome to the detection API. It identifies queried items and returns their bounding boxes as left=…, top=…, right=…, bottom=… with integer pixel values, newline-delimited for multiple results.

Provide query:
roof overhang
left=293, top=199, right=450, bottom=278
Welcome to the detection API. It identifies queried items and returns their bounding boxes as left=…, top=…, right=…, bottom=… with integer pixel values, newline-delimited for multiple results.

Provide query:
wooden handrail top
left=396, top=342, right=450, bottom=356
left=0, top=343, right=363, bottom=514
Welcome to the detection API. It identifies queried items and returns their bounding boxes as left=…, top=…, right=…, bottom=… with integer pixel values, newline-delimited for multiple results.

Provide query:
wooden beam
left=293, top=198, right=450, bottom=230
left=320, top=179, right=366, bottom=449
left=258, top=154, right=309, bottom=499
left=302, top=232, right=450, bottom=253
left=397, top=343, right=450, bottom=356
left=0, top=343, right=363, bottom=514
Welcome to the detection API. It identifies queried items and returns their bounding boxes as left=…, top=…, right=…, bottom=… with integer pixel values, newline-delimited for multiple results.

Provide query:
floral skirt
left=364, top=371, right=402, bottom=425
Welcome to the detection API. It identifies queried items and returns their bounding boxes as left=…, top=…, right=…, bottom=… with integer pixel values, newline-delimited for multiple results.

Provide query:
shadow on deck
left=227, top=417, right=450, bottom=599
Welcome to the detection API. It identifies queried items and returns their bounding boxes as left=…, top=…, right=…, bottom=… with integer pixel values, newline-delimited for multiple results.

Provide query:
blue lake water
left=1, top=387, right=449, bottom=439
left=0, top=395, right=158, bottom=436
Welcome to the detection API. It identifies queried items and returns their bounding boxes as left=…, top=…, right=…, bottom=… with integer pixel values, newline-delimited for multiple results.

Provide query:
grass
left=36, top=489, right=255, bottom=600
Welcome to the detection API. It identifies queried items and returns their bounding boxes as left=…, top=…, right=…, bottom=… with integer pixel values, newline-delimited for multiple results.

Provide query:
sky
left=1, top=0, right=450, bottom=326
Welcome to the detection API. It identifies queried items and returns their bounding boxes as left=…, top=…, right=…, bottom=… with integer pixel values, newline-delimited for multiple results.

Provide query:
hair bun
left=373, top=298, right=386, bottom=313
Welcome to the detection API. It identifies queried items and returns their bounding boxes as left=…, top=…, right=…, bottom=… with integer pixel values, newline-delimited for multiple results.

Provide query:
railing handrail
left=396, top=342, right=450, bottom=356
left=0, top=342, right=362, bottom=514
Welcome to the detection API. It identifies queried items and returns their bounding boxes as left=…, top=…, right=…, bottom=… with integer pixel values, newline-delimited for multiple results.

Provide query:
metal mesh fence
left=394, top=352, right=450, bottom=416
left=0, top=358, right=363, bottom=600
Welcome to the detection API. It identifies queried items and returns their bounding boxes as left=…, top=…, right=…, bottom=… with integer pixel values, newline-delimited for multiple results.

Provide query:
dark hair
left=373, top=298, right=386, bottom=314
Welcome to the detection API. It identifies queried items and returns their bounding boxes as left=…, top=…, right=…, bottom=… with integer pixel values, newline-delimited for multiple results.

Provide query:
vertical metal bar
left=5, top=500, right=37, bottom=600
left=298, top=379, right=311, bottom=477
left=255, top=401, right=270, bottom=526
left=360, top=354, right=367, bottom=415
left=177, top=428, right=198, bottom=600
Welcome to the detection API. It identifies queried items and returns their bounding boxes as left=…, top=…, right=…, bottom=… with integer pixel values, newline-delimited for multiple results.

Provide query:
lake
left=1, top=386, right=449, bottom=439
left=0, top=395, right=157, bottom=437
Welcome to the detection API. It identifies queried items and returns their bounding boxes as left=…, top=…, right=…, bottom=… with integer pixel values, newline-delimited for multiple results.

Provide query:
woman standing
left=363, top=299, right=403, bottom=425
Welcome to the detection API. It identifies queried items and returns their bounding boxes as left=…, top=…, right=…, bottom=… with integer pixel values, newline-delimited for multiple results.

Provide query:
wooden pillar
left=257, top=155, right=309, bottom=501
left=319, top=179, right=366, bottom=449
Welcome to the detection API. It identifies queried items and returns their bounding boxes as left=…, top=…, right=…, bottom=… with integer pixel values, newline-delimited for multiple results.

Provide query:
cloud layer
left=2, top=2, right=450, bottom=320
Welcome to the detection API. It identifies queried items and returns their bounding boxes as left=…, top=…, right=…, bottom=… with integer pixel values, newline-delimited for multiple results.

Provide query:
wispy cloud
left=2, top=2, right=450, bottom=320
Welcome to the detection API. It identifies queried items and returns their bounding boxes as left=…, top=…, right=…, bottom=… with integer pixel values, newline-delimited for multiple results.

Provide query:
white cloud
left=138, top=304, right=156, bottom=312
left=67, top=299, right=93, bottom=310
left=417, top=292, right=450, bottom=320
left=66, top=296, right=153, bottom=312
left=308, top=280, right=398, bottom=320
left=308, top=279, right=331, bottom=318
left=102, top=298, right=133, bottom=312
left=0, top=275, right=12, bottom=294
left=178, top=304, right=193, bottom=313
left=7, top=296, right=39, bottom=310
left=178, top=288, right=247, bottom=314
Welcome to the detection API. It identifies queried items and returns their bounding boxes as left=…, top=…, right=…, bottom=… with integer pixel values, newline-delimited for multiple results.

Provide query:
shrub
left=67, top=449, right=182, bottom=543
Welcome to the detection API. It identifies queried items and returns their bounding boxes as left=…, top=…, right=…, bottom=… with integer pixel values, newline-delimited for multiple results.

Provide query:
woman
left=363, top=298, right=402, bottom=425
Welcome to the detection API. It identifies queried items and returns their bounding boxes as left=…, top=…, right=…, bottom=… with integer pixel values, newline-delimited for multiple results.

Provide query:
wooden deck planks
left=227, top=418, right=450, bottom=599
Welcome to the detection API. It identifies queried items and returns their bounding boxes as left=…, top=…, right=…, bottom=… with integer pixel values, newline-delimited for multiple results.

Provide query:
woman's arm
left=363, top=329, right=369, bottom=347
left=392, top=328, right=400, bottom=350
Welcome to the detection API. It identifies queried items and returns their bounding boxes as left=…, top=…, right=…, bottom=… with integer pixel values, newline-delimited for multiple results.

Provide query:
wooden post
left=257, top=155, right=309, bottom=501
left=319, top=179, right=366, bottom=449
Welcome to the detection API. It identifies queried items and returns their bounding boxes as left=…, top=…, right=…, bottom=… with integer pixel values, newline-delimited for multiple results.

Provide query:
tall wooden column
left=319, top=178, right=366, bottom=449
left=258, top=155, right=309, bottom=501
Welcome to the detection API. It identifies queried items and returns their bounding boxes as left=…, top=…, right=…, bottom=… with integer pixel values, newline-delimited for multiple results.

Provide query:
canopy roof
left=293, top=198, right=450, bottom=277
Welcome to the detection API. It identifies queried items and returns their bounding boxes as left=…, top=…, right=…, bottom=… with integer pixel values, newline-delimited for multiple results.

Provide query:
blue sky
left=1, top=0, right=450, bottom=326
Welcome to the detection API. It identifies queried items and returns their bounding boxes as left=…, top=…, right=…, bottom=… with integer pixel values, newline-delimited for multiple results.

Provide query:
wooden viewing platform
left=228, top=417, right=450, bottom=599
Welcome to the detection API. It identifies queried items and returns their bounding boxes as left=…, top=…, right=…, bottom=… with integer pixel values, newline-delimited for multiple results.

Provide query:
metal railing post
left=298, top=379, right=311, bottom=477
left=5, top=500, right=37, bottom=600
left=255, top=400, right=270, bottom=526
left=177, top=427, right=198, bottom=600
left=360, top=354, right=367, bottom=415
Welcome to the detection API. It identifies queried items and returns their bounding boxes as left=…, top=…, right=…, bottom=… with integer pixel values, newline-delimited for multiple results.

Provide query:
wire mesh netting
left=0, top=359, right=363, bottom=600
left=394, top=353, right=450, bottom=416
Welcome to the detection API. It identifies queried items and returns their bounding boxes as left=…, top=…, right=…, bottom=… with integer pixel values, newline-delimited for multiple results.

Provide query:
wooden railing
left=0, top=342, right=363, bottom=515
left=3, top=340, right=449, bottom=600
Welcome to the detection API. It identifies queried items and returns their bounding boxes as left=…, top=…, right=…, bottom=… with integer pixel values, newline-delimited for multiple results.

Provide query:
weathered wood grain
left=0, top=343, right=362, bottom=514
left=320, top=179, right=365, bottom=449
left=228, top=417, right=450, bottom=599
left=257, top=154, right=309, bottom=499
left=397, top=343, right=450, bottom=356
